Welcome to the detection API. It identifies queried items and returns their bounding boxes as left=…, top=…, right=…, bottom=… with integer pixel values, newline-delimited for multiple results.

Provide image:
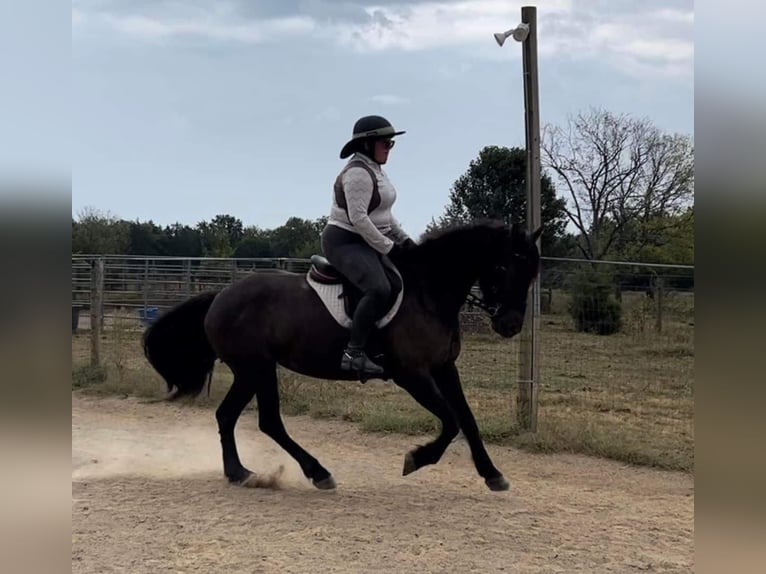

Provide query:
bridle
left=465, top=291, right=500, bottom=317
left=464, top=263, right=509, bottom=318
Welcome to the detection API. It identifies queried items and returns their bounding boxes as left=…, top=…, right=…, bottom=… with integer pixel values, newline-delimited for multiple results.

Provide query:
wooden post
left=184, top=259, right=192, bottom=296
left=90, top=257, right=105, bottom=367
left=143, top=259, right=149, bottom=313
left=516, top=5, right=542, bottom=432
left=655, top=277, right=664, bottom=333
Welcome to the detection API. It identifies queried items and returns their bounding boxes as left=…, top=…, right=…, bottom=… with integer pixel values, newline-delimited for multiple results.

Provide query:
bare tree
left=541, top=108, right=694, bottom=260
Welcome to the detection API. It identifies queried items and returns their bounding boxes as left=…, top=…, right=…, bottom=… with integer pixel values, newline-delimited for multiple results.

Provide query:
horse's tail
left=142, top=291, right=219, bottom=400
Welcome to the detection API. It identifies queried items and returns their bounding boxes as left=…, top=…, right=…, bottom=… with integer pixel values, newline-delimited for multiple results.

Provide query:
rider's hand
left=388, top=238, right=416, bottom=260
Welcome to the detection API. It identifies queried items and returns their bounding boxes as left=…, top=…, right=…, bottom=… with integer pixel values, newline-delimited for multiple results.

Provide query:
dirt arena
left=72, top=393, right=693, bottom=573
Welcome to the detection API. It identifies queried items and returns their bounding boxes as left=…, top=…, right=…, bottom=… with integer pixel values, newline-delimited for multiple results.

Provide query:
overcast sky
left=71, top=0, right=694, bottom=236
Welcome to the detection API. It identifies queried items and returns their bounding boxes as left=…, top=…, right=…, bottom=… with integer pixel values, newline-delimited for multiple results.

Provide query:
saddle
left=306, top=255, right=404, bottom=329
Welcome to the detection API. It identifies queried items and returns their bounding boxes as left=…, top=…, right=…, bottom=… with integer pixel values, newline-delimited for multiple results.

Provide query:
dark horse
left=143, top=221, right=542, bottom=492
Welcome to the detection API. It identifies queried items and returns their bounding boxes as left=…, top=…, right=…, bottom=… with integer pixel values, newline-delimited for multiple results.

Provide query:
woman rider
left=321, top=115, right=416, bottom=377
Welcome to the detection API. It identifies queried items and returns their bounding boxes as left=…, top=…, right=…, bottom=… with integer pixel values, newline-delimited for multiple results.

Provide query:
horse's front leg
left=393, top=371, right=460, bottom=476
left=432, top=362, right=509, bottom=491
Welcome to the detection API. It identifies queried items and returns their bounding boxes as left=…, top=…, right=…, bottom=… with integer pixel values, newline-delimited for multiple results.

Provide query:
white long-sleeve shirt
left=327, top=152, right=410, bottom=254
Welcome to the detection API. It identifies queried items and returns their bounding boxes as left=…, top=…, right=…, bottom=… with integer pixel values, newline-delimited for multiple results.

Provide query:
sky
left=71, top=0, right=694, bottom=237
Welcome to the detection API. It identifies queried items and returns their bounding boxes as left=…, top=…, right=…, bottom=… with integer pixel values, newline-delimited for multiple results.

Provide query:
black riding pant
left=321, top=225, right=392, bottom=349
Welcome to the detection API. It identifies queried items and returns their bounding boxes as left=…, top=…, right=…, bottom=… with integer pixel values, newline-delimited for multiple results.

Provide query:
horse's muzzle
left=491, top=311, right=525, bottom=338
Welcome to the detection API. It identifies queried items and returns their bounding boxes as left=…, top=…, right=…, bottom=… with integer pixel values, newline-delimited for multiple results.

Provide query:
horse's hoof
left=402, top=452, right=417, bottom=476
left=313, top=475, right=337, bottom=490
left=485, top=476, right=510, bottom=491
left=227, top=468, right=254, bottom=485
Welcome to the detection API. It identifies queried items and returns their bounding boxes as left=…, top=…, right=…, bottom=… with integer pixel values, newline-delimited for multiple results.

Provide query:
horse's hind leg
left=251, top=362, right=336, bottom=490
left=393, top=372, right=460, bottom=476
left=216, top=372, right=257, bottom=484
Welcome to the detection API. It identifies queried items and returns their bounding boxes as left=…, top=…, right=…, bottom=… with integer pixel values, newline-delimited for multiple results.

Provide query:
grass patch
left=517, top=412, right=693, bottom=472
left=72, top=364, right=107, bottom=388
left=361, top=407, right=439, bottom=435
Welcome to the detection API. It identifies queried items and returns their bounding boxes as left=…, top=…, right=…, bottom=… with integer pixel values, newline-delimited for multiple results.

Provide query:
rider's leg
left=342, top=270, right=390, bottom=375
left=321, top=225, right=391, bottom=376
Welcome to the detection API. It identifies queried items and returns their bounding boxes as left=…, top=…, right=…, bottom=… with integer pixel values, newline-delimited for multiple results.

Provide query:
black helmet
left=339, top=115, right=406, bottom=159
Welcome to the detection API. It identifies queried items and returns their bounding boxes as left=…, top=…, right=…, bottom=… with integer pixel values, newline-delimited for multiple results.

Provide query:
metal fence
left=71, top=255, right=312, bottom=322
left=71, top=254, right=500, bottom=331
left=71, top=254, right=694, bottom=331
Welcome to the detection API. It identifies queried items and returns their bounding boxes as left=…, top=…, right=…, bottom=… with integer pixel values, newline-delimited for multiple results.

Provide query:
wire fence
left=70, top=254, right=498, bottom=330
left=71, top=256, right=309, bottom=322
left=71, top=254, right=694, bottom=336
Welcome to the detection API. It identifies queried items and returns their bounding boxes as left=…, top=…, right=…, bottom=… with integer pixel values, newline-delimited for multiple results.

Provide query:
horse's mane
left=411, top=219, right=508, bottom=265
left=418, top=219, right=507, bottom=246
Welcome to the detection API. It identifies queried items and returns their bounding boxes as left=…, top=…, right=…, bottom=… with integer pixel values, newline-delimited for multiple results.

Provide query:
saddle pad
left=305, top=269, right=404, bottom=329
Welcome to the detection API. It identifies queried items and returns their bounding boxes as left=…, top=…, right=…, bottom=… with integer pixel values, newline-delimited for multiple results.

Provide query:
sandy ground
left=72, top=393, right=694, bottom=573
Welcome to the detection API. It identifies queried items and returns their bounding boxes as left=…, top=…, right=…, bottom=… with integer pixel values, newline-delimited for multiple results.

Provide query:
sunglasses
left=378, top=139, right=396, bottom=150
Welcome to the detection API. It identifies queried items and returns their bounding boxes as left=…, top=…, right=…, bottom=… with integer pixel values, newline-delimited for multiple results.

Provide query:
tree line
left=72, top=211, right=329, bottom=259
left=73, top=107, right=693, bottom=266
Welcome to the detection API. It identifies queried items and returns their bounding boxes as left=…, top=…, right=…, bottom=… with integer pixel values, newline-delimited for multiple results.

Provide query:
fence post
left=90, top=257, right=105, bottom=367
left=655, top=277, right=664, bottom=333
left=143, top=259, right=149, bottom=312
left=184, top=259, right=192, bottom=296
left=516, top=5, right=541, bottom=432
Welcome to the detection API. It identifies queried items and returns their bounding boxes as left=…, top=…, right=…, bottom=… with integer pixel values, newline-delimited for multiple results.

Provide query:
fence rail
left=71, top=253, right=694, bottom=351
left=72, top=254, right=693, bottom=310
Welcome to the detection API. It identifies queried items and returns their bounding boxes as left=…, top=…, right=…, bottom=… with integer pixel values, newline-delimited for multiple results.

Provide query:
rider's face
left=373, top=138, right=395, bottom=164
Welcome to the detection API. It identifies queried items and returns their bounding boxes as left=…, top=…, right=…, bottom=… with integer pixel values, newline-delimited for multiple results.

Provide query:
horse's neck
left=413, top=228, right=494, bottom=316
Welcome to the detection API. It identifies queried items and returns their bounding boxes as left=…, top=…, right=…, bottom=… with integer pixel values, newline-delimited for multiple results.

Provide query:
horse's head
left=478, top=225, right=542, bottom=338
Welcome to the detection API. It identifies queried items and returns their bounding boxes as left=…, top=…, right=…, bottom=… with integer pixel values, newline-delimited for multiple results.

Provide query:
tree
left=269, top=216, right=323, bottom=257
left=72, top=207, right=130, bottom=254
left=196, top=214, right=244, bottom=257
left=541, top=107, right=694, bottom=260
left=127, top=220, right=165, bottom=255
left=430, top=146, right=569, bottom=254
left=160, top=223, right=203, bottom=257
left=610, top=207, right=694, bottom=265
left=234, top=226, right=274, bottom=258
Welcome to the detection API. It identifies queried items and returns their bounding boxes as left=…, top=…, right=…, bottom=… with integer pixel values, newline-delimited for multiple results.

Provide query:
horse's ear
left=532, top=226, right=543, bottom=242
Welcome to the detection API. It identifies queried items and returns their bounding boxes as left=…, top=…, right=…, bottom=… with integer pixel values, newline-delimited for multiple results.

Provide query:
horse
left=142, top=220, right=542, bottom=492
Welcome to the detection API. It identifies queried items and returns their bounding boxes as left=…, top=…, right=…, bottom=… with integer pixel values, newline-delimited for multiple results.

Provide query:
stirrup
left=341, top=348, right=385, bottom=377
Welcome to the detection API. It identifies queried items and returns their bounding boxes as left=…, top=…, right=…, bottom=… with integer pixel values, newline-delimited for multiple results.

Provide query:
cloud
left=105, top=14, right=315, bottom=43
left=328, top=1, right=691, bottom=78
left=654, top=8, right=694, bottom=25
left=436, top=61, right=474, bottom=79
left=72, top=1, right=316, bottom=44
left=370, top=94, right=410, bottom=105
left=334, top=0, right=572, bottom=52
left=530, top=4, right=693, bottom=80
left=315, top=106, right=341, bottom=122
left=72, top=0, right=693, bottom=78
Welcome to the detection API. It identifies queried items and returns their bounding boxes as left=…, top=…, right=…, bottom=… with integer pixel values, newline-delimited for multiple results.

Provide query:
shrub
left=72, top=364, right=108, bottom=388
left=567, top=268, right=622, bottom=335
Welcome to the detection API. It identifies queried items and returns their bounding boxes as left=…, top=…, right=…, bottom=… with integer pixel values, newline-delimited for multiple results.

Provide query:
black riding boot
left=341, top=295, right=385, bottom=378
left=341, top=347, right=385, bottom=377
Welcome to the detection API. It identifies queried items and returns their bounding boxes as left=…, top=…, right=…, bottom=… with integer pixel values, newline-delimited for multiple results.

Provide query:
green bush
left=72, top=364, right=108, bottom=388
left=567, top=269, right=622, bottom=335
